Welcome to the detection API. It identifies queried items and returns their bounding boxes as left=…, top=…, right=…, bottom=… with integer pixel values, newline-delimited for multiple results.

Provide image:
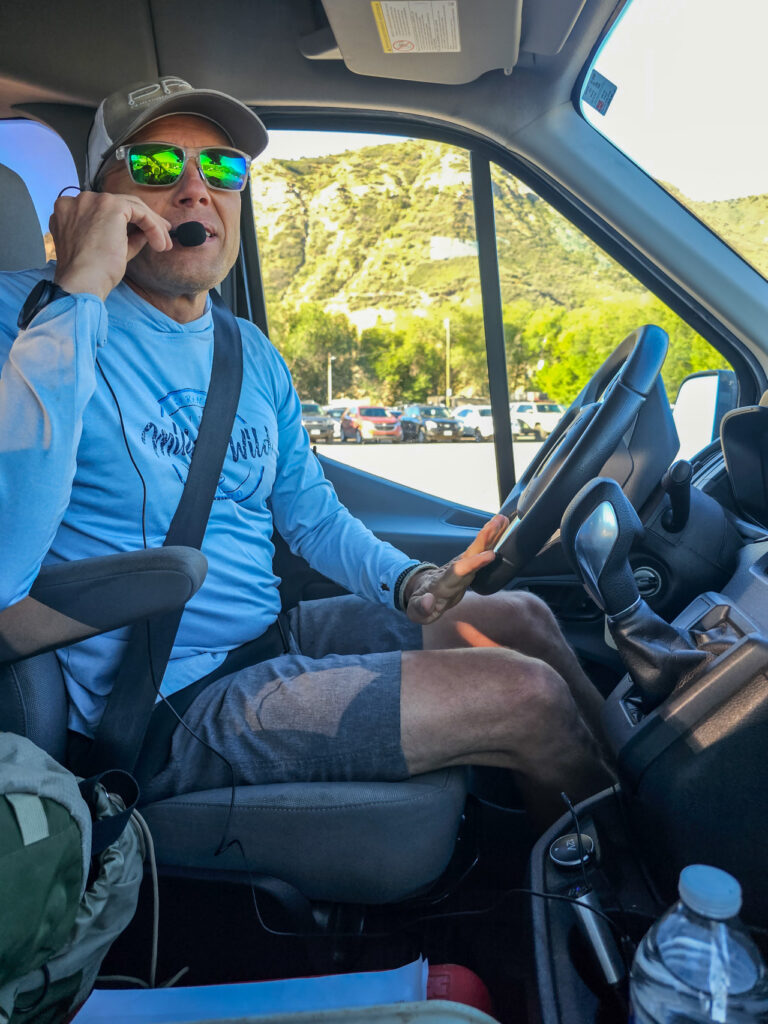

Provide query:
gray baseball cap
left=85, top=75, right=269, bottom=188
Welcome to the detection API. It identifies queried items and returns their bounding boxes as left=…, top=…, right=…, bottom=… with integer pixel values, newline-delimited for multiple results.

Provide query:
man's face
left=100, top=114, right=243, bottom=302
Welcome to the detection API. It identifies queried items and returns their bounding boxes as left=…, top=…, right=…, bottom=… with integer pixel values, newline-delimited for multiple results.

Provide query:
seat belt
left=81, top=293, right=244, bottom=776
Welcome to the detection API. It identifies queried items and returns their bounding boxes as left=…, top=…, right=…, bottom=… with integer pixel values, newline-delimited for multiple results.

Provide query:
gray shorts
left=141, top=595, right=423, bottom=803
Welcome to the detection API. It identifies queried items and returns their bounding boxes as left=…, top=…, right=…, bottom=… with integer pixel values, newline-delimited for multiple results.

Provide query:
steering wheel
left=472, top=324, right=669, bottom=594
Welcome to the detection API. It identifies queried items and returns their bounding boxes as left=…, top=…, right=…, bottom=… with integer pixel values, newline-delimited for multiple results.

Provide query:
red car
left=340, top=405, right=403, bottom=444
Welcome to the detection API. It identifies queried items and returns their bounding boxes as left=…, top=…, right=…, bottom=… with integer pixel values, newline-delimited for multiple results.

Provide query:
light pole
left=443, top=316, right=451, bottom=407
left=327, top=352, right=336, bottom=405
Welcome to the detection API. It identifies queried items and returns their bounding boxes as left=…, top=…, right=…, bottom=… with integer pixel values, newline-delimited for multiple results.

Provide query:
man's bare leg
left=422, top=589, right=606, bottom=743
left=400, top=646, right=613, bottom=830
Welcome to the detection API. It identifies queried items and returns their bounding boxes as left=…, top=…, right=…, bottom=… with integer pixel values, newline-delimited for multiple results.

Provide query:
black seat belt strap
left=82, top=293, right=243, bottom=775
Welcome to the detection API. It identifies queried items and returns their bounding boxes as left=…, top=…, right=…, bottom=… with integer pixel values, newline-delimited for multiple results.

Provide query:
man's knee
left=467, top=646, right=576, bottom=729
left=401, top=646, right=589, bottom=776
left=502, top=589, right=560, bottom=638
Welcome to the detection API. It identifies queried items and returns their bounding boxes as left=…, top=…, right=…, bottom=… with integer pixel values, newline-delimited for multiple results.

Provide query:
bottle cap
left=678, top=864, right=742, bottom=920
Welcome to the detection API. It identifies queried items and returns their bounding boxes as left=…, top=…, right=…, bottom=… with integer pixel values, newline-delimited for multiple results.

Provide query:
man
left=0, top=78, right=611, bottom=827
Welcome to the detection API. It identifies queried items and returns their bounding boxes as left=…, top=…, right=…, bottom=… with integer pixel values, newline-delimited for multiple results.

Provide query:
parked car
left=510, top=401, right=566, bottom=440
left=323, top=405, right=345, bottom=440
left=454, top=404, right=495, bottom=441
left=299, top=401, right=335, bottom=443
left=400, top=404, right=463, bottom=442
left=340, top=404, right=403, bottom=443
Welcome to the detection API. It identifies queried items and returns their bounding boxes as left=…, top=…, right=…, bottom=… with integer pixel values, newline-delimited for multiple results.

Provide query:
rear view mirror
left=672, top=370, right=738, bottom=460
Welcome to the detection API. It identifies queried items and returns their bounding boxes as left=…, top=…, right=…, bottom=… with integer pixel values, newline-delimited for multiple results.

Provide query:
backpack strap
left=81, top=294, right=244, bottom=776
left=78, top=769, right=140, bottom=853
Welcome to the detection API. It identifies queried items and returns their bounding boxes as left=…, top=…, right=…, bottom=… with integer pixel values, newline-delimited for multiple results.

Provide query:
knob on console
left=549, top=832, right=596, bottom=869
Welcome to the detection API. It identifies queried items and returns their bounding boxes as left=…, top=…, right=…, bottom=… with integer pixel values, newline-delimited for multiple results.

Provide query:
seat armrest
left=0, top=546, right=207, bottom=664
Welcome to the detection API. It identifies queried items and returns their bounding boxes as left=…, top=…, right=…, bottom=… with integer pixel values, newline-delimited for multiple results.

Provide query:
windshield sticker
left=582, top=70, right=617, bottom=116
left=372, top=1, right=461, bottom=54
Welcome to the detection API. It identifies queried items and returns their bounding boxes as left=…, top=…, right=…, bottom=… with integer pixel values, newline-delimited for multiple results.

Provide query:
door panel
left=274, top=457, right=492, bottom=610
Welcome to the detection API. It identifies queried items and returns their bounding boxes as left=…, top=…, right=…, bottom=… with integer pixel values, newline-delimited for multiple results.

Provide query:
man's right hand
left=50, top=191, right=172, bottom=301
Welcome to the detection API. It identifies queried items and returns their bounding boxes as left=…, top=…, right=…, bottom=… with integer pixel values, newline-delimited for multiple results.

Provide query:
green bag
left=0, top=733, right=144, bottom=1023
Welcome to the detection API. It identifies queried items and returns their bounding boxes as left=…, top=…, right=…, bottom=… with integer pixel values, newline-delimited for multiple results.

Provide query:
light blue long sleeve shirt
left=0, top=266, right=416, bottom=736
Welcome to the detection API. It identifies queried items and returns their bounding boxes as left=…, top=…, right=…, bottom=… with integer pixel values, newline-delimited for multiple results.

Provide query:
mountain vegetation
left=250, top=139, right=736, bottom=405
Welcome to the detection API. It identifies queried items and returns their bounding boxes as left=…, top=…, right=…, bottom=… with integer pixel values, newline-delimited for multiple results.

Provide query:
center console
left=603, top=539, right=768, bottom=922
left=532, top=485, right=768, bottom=1023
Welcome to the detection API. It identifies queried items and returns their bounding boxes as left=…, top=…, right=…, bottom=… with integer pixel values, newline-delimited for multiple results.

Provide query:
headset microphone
left=170, top=221, right=207, bottom=247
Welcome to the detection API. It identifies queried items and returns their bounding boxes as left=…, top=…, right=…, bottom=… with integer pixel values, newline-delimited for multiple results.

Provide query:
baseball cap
left=85, top=76, right=269, bottom=188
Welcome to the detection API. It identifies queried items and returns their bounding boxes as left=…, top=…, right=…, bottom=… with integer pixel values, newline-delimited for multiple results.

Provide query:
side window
left=249, top=130, right=732, bottom=513
left=0, top=120, right=79, bottom=259
left=490, top=163, right=731, bottom=474
left=250, top=131, right=499, bottom=512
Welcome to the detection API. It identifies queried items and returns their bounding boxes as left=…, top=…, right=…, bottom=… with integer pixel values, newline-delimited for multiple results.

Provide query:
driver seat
left=0, top=160, right=467, bottom=905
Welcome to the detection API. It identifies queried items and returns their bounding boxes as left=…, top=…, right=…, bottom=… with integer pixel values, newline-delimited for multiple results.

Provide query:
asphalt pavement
left=316, top=436, right=544, bottom=512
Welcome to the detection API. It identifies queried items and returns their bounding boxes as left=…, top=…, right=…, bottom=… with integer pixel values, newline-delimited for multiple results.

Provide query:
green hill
left=248, top=140, right=747, bottom=403
left=250, top=139, right=644, bottom=329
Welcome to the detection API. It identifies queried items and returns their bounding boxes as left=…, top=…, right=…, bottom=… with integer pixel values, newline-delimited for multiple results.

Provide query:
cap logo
left=127, top=77, right=191, bottom=109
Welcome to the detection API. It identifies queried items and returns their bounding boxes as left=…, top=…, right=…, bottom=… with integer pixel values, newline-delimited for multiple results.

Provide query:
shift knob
left=561, top=479, right=644, bottom=618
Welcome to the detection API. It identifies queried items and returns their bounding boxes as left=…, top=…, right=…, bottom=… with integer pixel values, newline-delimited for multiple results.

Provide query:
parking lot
left=316, top=437, right=544, bottom=512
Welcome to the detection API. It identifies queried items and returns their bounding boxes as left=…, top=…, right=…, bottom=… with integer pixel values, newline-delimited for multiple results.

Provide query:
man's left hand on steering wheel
left=404, top=513, right=510, bottom=624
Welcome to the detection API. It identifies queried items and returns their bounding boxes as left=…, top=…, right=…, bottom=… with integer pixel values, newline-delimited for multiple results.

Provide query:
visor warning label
left=372, top=1, right=461, bottom=54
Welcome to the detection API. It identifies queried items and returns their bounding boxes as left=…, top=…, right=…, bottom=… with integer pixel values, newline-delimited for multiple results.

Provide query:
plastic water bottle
left=630, top=865, right=768, bottom=1022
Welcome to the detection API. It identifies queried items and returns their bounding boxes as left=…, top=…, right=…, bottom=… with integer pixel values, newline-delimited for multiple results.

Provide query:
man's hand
left=50, top=191, right=172, bottom=301
left=404, top=513, right=510, bottom=624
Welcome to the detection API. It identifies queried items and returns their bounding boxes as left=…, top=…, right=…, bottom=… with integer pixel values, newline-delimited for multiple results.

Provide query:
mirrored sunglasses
left=113, top=142, right=252, bottom=191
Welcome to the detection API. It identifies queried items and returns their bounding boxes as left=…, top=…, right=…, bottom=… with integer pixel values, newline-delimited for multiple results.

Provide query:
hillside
left=250, top=139, right=644, bottom=331
left=251, top=140, right=768, bottom=335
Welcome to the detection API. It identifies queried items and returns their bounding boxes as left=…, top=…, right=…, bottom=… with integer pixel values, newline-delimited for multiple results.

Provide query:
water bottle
left=630, top=865, right=768, bottom=1022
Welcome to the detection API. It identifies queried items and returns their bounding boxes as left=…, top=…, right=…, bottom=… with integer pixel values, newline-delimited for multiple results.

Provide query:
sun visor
left=318, top=0, right=523, bottom=85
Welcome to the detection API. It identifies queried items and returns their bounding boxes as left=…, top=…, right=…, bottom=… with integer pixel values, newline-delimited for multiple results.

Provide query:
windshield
left=360, top=407, right=388, bottom=417
left=580, top=0, right=768, bottom=281
left=301, top=403, right=322, bottom=414
left=420, top=406, right=450, bottom=417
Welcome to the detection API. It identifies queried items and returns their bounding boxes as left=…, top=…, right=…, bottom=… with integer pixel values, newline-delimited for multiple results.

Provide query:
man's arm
left=0, top=281, right=105, bottom=606
left=0, top=191, right=172, bottom=608
left=264, top=351, right=510, bottom=618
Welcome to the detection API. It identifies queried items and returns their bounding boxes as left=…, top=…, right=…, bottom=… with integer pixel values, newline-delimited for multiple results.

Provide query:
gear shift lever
left=562, top=479, right=707, bottom=711
left=560, top=478, right=643, bottom=618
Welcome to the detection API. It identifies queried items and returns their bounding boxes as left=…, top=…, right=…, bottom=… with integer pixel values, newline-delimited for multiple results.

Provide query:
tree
left=504, top=301, right=559, bottom=395
left=276, top=303, right=358, bottom=401
left=529, top=296, right=727, bottom=404
left=359, top=321, right=443, bottom=403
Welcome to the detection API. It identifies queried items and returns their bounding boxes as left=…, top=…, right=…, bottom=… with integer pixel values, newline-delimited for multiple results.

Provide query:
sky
left=259, top=131, right=407, bottom=162
left=584, top=0, right=768, bottom=201
left=0, top=120, right=78, bottom=232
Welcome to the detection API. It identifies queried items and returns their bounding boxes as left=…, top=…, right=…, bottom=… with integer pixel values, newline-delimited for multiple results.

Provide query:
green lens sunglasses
left=113, top=142, right=252, bottom=191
